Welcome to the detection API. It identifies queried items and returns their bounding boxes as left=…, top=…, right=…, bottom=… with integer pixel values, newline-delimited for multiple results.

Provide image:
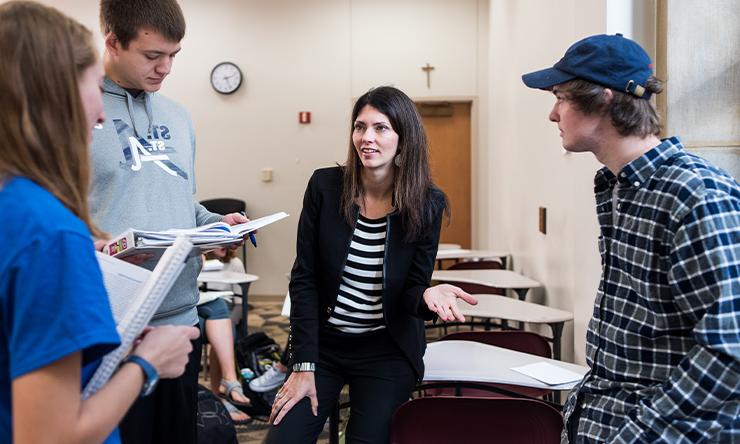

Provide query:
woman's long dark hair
left=340, top=86, right=449, bottom=242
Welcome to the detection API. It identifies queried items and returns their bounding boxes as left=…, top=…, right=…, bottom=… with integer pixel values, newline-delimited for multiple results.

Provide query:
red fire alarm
left=299, top=111, right=311, bottom=124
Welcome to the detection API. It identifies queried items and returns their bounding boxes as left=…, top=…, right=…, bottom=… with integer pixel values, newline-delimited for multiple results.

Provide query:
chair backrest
left=446, top=259, right=503, bottom=270
left=200, top=198, right=246, bottom=215
left=440, top=330, right=552, bottom=359
left=445, top=260, right=504, bottom=295
left=390, top=396, right=562, bottom=444
left=200, top=198, right=248, bottom=268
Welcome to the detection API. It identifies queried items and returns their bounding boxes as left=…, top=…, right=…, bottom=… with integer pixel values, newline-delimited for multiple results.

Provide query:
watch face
left=210, top=62, right=242, bottom=94
left=142, top=374, right=159, bottom=396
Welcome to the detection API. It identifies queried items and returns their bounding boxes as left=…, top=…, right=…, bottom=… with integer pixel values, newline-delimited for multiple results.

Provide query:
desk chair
left=200, top=198, right=248, bottom=269
left=390, top=396, right=562, bottom=444
left=445, top=260, right=504, bottom=294
left=423, top=331, right=553, bottom=400
left=441, top=260, right=504, bottom=334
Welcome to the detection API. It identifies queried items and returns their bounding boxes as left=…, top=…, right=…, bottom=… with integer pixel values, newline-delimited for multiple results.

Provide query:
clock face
left=210, top=62, right=242, bottom=94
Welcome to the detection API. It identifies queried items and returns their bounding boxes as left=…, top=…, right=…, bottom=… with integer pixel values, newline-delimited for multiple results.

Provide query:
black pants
left=120, top=334, right=202, bottom=444
left=266, top=328, right=417, bottom=444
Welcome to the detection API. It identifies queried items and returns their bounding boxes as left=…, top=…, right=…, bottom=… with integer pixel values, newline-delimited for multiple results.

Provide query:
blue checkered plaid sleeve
left=610, top=192, right=740, bottom=443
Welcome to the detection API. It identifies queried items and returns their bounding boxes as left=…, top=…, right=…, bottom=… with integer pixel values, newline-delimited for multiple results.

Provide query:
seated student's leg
left=206, top=318, right=250, bottom=405
left=344, top=343, right=417, bottom=443
left=199, top=298, right=249, bottom=404
left=265, top=362, right=345, bottom=444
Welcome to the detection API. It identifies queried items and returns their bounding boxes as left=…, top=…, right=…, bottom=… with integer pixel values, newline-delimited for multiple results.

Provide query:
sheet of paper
left=96, top=252, right=151, bottom=323
left=230, top=211, right=289, bottom=236
left=510, top=361, right=585, bottom=386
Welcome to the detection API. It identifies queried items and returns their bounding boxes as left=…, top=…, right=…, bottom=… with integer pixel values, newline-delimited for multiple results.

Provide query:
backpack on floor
left=235, top=332, right=282, bottom=377
left=234, top=332, right=282, bottom=418
left=196, top=384, right=238, bottom=444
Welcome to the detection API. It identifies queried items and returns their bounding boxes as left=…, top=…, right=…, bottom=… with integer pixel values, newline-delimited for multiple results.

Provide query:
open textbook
left=82, top=235, right=192, bottom=399
left=103, top=211, right=289, bottom=259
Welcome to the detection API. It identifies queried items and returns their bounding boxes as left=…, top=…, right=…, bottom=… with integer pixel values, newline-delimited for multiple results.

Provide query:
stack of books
left=104, top=211, right=288, bottom=259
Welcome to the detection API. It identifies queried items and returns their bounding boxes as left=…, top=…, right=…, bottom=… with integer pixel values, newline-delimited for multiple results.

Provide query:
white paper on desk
left=510, top=361, right=585, bottom=386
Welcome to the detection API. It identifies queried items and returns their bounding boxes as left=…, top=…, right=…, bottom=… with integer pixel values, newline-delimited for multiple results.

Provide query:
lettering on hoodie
left=114, top=119, right=188, bottom=179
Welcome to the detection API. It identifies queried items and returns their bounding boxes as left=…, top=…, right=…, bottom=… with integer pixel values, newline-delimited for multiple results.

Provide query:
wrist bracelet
left=292, top=362, right=316, bottom=372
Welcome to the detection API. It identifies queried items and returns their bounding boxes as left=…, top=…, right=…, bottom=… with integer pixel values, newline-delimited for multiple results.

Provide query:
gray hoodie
left=89, top=76, right=222, bottom=326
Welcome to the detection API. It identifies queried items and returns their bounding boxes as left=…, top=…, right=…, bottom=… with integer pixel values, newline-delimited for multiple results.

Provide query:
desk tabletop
left=423, top=340, right=588, bottom=390
left=197, top=271, right=259, bottom=284
left=438, top=243, right=462, bottom=251
left=435, top=248, right=509, bottom=261
left=458, top=294, right=572, bottom=324
left=433, top=269, right=541, bottom=289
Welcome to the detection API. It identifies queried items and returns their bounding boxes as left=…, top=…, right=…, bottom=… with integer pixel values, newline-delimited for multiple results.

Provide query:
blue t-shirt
left=0, top=177, right=121, bottom=442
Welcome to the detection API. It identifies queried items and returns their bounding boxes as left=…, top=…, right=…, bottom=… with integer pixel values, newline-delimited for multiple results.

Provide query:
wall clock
left=210, top=61, right=242, bottom=95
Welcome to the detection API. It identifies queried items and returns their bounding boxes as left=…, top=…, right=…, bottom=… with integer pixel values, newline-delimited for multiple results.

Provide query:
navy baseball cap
left=522, top=34, right=654, bottom=99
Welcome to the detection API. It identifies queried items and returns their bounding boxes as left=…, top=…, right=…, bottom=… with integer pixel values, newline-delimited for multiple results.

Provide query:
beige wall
left=658, top=0, right=740, bottom=178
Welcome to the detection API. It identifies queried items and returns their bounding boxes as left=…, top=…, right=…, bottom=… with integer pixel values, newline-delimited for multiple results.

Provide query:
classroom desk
left=435, top=248, right=511, bottom=269
left=423, top=340, right=588, bottom=391
left=432, top=269, right=541, bottom=301
left=197, top=271, right=258, bottom=337
left=438, top=243, right=462, bottom=251
left=456, top=295, right=573, bottom=360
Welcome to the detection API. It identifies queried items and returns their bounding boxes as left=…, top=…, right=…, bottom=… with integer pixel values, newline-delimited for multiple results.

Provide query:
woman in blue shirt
left=0, top=2, right=199, bottom=443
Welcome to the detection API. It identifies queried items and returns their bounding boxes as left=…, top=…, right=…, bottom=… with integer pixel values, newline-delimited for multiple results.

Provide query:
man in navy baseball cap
left=522, top=33, right=654, bottom=99
left=523, top=34, right=740, bottom=444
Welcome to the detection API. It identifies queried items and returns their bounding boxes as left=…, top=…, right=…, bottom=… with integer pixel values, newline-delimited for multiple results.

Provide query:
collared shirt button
left=620, top=172, right=627, bottom=177
left=326, top=307, right=332, bottom=314
left=634, top=181, right=640, bottom=187
left=616, top=203, right=621, bottom=210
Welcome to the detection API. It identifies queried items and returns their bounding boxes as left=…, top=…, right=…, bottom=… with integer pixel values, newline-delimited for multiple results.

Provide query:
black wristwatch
left=123, top=355, right=159, bottom=397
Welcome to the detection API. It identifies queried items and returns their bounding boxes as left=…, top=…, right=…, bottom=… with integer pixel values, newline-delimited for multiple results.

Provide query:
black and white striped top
left=327, top=214, right=386, bottom=334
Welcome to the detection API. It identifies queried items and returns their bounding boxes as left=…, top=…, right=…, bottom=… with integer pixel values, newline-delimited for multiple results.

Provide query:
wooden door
left=417, top=102, right=472, bottom=248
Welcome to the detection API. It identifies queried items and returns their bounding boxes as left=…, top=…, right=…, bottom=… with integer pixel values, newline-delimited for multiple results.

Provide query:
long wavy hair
left=341, top=86, right=449, bottom=242
left=0, top=1, right=101, bottom=236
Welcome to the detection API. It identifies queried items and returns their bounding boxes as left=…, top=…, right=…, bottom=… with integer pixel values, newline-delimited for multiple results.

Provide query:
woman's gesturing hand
left=422, top=284, right=478, bottom=322
left=269, top=371, right=318, bottom=425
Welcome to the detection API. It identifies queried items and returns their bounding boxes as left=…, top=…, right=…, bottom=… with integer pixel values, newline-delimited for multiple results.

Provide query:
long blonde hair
left=0, top=1, right=100, bottom=236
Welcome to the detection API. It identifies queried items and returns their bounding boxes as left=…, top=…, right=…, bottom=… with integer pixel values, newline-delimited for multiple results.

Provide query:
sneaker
left=249, top=365, right=287, bottom=392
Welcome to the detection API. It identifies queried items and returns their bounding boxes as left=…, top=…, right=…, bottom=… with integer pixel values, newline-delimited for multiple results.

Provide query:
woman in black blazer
left=267, top=86, right=477, bottom=443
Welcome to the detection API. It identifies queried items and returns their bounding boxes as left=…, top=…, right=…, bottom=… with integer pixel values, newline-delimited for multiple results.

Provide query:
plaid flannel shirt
left=563, top=137, right=740, bottom=443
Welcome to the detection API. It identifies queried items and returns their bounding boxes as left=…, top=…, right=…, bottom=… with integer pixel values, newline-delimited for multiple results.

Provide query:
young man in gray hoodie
left=89, top=1, right=247, bottom=443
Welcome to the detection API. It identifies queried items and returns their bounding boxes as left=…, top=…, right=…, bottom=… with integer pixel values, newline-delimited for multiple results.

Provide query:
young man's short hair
left=558, top=77, right=664, bottom=138
left=100, top=0, right=185, bottom=48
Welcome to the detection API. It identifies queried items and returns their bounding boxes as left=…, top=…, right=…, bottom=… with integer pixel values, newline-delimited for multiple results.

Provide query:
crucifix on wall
left=421, top=63, right=435, bottom=89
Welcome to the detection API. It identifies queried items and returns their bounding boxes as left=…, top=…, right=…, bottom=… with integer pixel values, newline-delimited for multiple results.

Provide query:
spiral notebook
left=82, top=235, right=193, bottom=399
